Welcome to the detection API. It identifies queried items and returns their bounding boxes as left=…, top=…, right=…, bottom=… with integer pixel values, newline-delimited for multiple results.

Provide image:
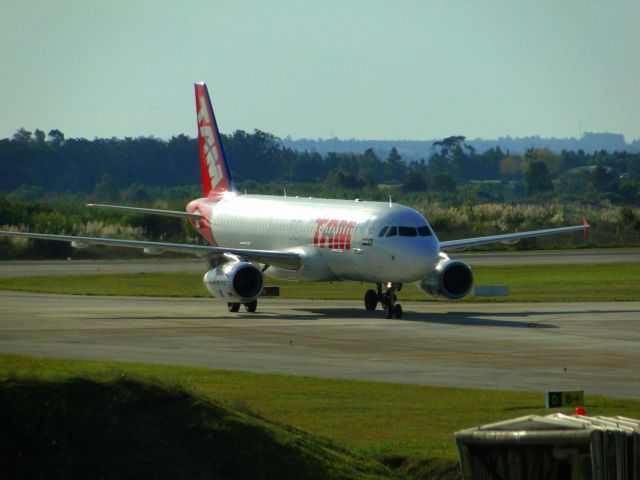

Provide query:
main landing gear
left=364, top=283, right=403, bottom=319
left=227, top=299, right=258, bottom=313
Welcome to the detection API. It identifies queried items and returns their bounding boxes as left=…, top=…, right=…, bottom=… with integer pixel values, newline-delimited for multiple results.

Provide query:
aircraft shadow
left=291, top=308, right=560, bottom=329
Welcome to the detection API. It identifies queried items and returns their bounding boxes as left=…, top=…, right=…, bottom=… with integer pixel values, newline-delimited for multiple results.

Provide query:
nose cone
left=376, top=235, right=439, bottom=282
left=401, top=235, right=439, bottom=277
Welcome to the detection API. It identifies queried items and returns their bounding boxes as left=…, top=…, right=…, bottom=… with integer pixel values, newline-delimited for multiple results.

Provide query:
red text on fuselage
left=313, top=219, right=356, bottom=249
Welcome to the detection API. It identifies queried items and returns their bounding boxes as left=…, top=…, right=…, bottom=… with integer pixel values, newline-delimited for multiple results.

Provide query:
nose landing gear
left=363, top=283, right=403, bottom=319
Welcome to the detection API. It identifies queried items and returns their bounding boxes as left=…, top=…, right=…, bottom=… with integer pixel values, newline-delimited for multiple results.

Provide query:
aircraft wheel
left=244, top=300, right=258, bottom=313
left=384, top=305, right=393, bottom=319
left=227, top=302, right=240, bottom=312
left=393, top=304, right=403, bottom=319
left=364, top=290, right=378, bottom=311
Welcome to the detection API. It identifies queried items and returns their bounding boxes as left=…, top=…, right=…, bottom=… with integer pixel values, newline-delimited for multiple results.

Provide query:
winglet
left=195, top=82, right=236, bottom=197
left=583, top=218, right=590, bottom=237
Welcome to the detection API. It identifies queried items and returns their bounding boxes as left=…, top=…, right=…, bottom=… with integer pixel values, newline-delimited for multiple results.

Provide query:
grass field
left=0, top=263, right=638, bottom=302
left=2, top=354, right=640, bottom=479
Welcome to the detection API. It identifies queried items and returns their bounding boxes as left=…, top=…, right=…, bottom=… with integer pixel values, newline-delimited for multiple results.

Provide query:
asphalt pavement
left=1, top=292, right=638, bottom=399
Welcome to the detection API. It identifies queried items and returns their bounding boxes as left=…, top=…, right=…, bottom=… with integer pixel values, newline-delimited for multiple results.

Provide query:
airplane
left=0, top=83, right=591, bottom=318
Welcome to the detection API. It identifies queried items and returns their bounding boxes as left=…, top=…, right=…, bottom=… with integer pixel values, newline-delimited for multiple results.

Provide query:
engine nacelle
left=203, top=261, right=263, bottom=302
left=417, top=254, right=474, bottom=300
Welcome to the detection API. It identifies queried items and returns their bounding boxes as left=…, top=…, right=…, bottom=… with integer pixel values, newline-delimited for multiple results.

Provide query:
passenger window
left=418, top=226, right=432, bottom=237
left=399, top=226, right=417, bottom=237
left=385, top=226, right=397, bottom=237
left=378, top=226, right=389, bottom=237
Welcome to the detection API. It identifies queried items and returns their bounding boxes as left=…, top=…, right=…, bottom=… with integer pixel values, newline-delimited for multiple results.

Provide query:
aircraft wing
left=439, top=220, right=590, bottom=250
left=87, top=203, right=201, bottom=220
left=0, top=231, right=301, bottom=270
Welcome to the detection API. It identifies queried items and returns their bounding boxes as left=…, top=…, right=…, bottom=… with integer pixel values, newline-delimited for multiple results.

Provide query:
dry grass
left=416, top=202, right=640, bottom=249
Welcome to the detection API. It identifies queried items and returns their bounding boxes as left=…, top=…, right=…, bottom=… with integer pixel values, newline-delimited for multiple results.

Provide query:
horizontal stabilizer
left=87, top=204, right=202, bottom=220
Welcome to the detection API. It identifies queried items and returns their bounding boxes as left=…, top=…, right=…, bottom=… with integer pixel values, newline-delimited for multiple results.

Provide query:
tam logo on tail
left=195, top=83, right=235, bottom=196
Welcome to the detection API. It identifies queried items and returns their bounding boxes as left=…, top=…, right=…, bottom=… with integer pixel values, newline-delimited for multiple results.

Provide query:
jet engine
left=417, top=253, right=473, bottom=300
left=203, top=261, right=263, bottom=302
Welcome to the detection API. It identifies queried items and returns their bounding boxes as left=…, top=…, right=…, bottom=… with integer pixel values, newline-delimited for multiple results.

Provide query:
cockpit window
left=417, top=226, right=432, bottom=237
left=385, top=226, right=397, bottom=237
left=378, top=226, right=389, bottom=237
left=399, top=226, right=418, bottom=237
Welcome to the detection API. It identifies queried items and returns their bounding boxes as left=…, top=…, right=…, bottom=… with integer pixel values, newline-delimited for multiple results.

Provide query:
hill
left=1, top=376, right=392, bottom=480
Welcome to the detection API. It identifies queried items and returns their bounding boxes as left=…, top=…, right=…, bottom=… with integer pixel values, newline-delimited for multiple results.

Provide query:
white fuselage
left=190, top=193, right=441, bottom=284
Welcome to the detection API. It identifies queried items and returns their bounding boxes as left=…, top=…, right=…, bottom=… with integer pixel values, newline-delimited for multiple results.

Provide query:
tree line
left=1, top=128, right=639, bottom=206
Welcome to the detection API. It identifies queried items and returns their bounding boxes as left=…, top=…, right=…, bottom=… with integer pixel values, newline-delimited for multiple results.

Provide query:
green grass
left=472, top=263, right=639, bottom=301
left=2, top=353, right=640, bottom=473
left=0, top=263, right=638, bottom=301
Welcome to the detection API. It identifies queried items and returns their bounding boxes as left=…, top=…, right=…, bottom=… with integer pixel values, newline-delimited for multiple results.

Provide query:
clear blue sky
left=2, top=0, right=638, bottom=141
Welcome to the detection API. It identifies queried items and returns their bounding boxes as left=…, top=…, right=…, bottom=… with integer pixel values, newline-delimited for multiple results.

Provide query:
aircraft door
left=345, top=217, right=377, bottom=280
left=354, top=217, right=378, bottom=254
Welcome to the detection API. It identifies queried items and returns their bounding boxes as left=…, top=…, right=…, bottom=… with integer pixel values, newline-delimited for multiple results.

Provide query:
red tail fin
left=195, top=83, right=235, bottom=196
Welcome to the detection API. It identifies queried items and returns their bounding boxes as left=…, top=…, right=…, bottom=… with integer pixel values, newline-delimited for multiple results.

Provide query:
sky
left=1, top=0, right=639, bottom=142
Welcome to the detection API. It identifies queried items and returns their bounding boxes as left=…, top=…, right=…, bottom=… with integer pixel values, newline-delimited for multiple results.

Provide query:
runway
left=1, top=291, right=638, bottom=399
left=0, top=249, right=638, bottom=278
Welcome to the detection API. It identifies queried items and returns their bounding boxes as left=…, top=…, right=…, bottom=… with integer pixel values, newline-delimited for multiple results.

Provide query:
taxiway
left=1, top=291, right=638, bottom=399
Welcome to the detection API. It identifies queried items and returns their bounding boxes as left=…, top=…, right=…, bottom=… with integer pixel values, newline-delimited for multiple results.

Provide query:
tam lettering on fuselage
left=313, top=219, right=357, bottom=249
left=197, top=95, right=223, bottom=188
